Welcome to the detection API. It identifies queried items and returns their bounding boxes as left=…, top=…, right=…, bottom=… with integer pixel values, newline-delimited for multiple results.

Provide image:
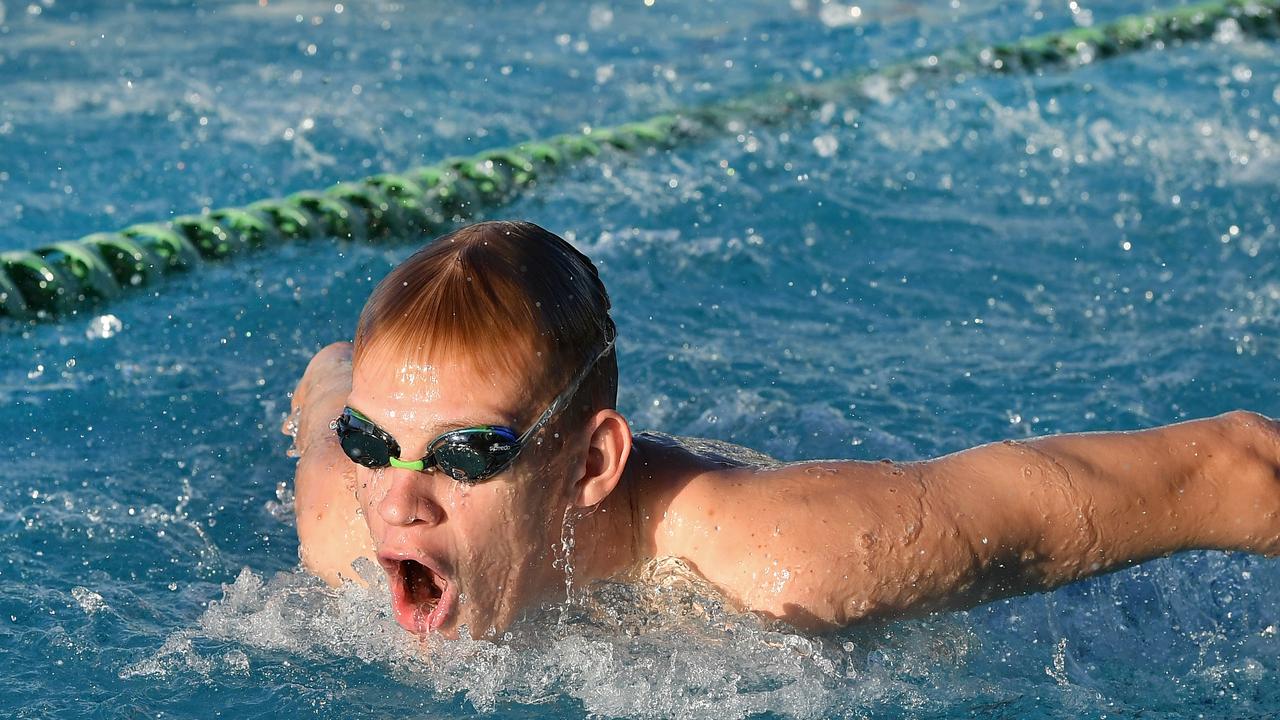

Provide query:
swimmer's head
left=345, top=221, right=630, bottom=638
left=353, top=220, right=617, bottom=420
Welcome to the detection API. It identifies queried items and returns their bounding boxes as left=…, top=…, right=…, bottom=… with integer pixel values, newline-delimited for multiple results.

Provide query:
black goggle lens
left=432, top=432, right=518, bottom=482
left=339, top=429, right=392, bottom=468
left=434, top=443, right=488, bottom=480
left=335, top=412, right=396, bottom=468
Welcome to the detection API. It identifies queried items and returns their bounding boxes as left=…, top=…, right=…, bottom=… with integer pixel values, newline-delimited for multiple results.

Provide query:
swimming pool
left=2, top=0, right=1278, bottom=717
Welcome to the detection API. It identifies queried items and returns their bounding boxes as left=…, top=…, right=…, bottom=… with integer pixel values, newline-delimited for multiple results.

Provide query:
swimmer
left=285, top=220, right=1280, bottom=638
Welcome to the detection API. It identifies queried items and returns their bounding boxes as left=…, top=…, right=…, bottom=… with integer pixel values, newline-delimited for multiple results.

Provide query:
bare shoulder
left=294, top=434, right=376, bottom=585
left=285, top=340, right=377, bottom=585
left=645, top=439, right=915, bottom=629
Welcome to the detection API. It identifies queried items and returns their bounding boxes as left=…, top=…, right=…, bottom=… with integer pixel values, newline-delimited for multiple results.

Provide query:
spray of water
left=132, top=556, right=982, bottom=718
left=553, top=505, right=578, bottom=623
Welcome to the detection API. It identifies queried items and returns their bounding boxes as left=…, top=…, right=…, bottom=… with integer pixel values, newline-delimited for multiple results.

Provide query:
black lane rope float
left=2, top=0, right=1277, bottom=322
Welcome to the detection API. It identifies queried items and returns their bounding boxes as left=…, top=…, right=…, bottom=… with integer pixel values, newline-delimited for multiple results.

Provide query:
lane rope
left=2, top=0, right=1276, bottom=321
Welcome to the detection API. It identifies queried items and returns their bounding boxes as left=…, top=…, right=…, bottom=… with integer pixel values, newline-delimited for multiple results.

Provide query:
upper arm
left=669, top=462, right=993, bottom=628
left=727, top=443, right=1124, bottom=626
left=686, top=430, right=1187, bottom=627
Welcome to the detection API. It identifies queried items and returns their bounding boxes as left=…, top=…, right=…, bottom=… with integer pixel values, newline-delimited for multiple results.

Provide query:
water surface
left=2, top=1, right=1279, bottom=717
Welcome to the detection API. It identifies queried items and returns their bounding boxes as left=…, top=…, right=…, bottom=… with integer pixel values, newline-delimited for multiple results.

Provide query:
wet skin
left=288, top=341, right=638, bottom=638
left=288, top=342, right=1280, bottom=635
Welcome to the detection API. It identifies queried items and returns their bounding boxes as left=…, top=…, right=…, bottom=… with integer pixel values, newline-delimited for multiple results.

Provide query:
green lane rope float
left=2, top=0, right=1277, bottom=322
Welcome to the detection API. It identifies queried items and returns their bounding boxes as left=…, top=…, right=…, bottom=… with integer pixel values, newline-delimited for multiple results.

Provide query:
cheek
left=507, top=476, right=572, bottom=539
left=463, top=483, right=519, bottom=527
left=455, top=483, right=544, bottom=542
left=442, top=478, right=500, bottom=511
left=515, top=432, right=584, bottom=501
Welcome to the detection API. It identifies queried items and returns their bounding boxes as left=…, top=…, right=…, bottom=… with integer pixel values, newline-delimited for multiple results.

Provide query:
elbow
left=1218, top=410, right=1280, bottom=451
left=1215, top=410, right=1280, bottom=484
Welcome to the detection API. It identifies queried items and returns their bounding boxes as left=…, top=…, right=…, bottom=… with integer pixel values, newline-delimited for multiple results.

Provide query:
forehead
left=348, top=349, right=538, bottom=439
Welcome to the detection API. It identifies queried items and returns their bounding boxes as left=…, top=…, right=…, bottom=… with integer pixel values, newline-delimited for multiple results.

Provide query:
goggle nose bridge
left=387, top=456, right=427, bottom=472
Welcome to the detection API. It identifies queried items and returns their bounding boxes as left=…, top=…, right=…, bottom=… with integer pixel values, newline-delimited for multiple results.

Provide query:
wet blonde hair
left=353, top=221, right=617, bottom=420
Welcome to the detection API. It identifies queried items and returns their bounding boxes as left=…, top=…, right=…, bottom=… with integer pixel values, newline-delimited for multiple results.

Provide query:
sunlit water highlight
left=2, top=1, right=1279, bottom=718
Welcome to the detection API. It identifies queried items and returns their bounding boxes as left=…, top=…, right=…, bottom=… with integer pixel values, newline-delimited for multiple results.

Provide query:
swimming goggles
left=330, top=340, right=615, bottom=484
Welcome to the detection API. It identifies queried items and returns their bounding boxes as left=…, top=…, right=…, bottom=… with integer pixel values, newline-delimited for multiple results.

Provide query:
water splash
left=283, top=406, right=302, bottom=457
left=264, top=480, right=295, bottom=522
left=553, top=505, right=580, bottom=623
left=164, top=560, right=980, bottom=718
left=71, top=586, right=106, bottom=615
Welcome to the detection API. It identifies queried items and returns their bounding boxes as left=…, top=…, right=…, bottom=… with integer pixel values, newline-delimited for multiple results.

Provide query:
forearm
left=923, top=411, right=1280, bottom=606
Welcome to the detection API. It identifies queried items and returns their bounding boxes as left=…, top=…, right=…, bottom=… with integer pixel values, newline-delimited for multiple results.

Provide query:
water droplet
left=1213, top=17, right=1243, bottom=44
left=812, top=134, right=839, bottom=157
left=85, top=314, right=123, bottom=340
left=818, top=2, right=862, bottom=27
left=588, top=4, right=613, bottom=30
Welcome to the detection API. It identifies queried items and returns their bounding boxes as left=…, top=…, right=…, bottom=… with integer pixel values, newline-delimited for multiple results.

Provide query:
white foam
left=153, top=561, right=977, bottom=718
left=120, top=635, right=205, bottom=679
left=71, top=586, right=106, bottom=615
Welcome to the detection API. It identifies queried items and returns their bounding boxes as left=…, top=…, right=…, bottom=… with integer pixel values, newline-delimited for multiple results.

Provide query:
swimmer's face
left=346, top=348, right=582, bottom=640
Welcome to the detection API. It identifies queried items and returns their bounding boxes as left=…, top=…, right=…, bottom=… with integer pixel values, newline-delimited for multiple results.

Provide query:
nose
left=375, top=467, right=446, bottom=527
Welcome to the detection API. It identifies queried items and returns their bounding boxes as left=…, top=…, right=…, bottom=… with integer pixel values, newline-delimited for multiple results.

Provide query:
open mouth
left=382, top=556, right=453, bottom=635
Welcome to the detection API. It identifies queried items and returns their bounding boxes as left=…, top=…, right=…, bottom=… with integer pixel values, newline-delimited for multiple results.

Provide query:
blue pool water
left=2, top=1, right=1279, bottom=717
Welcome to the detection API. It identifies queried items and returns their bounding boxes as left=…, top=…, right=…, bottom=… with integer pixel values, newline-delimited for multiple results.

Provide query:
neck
left=562, top=435, right=659, bottom=585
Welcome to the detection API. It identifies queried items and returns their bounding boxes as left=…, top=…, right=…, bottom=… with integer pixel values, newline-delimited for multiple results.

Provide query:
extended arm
left=847, top=411, right=1280, bottom=622
left=671, top=411, right=1280, bottom=629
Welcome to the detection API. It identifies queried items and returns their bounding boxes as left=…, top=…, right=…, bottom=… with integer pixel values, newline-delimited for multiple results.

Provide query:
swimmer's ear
left=573, top=409, right=632, bottom=508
